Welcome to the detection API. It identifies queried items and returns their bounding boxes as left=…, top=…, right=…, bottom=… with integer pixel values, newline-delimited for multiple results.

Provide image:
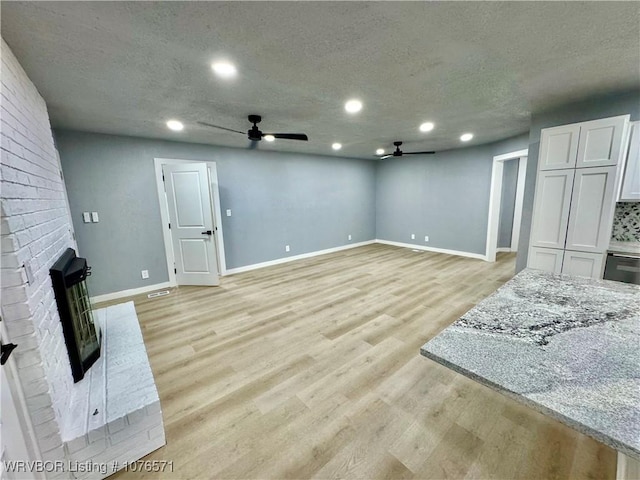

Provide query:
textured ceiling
left=2, top=2, right=639, bottom=159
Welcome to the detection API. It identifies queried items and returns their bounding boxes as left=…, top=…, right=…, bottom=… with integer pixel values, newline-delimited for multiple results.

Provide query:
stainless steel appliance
left=604, top=253, right=640, bottom=285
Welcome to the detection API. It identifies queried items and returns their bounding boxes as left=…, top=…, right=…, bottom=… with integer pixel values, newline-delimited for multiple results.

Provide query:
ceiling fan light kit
left=198, top=114, right=308, bottom=144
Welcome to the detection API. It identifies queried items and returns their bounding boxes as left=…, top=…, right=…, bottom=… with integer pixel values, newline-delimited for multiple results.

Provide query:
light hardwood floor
left=106, top=244, right=615, bottom=479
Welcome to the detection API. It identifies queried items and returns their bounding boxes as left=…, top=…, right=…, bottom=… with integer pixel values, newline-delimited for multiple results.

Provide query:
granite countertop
left=608, top=240, right=640, bottom=256
left=420, top=269, right=640, bottom=459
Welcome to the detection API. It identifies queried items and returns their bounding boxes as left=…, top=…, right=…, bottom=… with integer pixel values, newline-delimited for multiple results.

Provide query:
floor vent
left=147, top=290, right=170, bottom=299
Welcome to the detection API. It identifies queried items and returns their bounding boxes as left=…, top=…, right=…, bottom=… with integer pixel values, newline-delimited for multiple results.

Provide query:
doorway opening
left=154, top=158, right=226, bottom=287
left=485, top=149, right=528, bottom=262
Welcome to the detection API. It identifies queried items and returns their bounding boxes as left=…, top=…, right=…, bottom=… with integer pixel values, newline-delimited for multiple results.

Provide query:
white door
left=530, top=169, right=575, bottom=250
left=565, top=166, right=617, bottom=253
left=539, top=124, right=580, bottom=171
left=562, top=250, right=604, bottom=279
left=528, top=247, right=564, bottom=273
left=576, top=115, right=628, bottom=168
left=620, top=121, right=640, bottom=201
left=163, top=163, right=220, bottom=286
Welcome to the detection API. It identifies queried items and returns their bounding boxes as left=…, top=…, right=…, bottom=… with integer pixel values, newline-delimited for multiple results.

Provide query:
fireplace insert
left=50, top=248, right=101, bottom=383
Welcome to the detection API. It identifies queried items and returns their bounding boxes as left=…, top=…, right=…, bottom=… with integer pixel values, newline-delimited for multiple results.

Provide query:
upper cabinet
left=528, top=114, right=630, bottom=280
left=539, top=124, right=580, bottom=170
left=576, top=116, right=628, bottom=168
left=539, top=115, right=629, bottom=171
left=619, top=121, right=640, bottom=201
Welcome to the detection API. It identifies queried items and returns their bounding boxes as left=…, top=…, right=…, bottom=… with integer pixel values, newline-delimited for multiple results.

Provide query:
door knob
left=201, top=230, right=213, bottom=235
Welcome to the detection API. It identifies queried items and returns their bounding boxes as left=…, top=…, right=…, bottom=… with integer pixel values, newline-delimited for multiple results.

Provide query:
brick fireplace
left=1, top=38, right=165, bottom=479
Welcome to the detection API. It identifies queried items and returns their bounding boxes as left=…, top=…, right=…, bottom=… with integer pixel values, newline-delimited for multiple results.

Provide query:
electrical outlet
left=82, top=212, right=91, bottom=223
left=285, top=245, right=290, bottom=252
left=226, top=209, right=232, bottom=217
left=348, top=234, right=352, bottom=241
left=91, top=211, right=99, bottom=222
left=141, top=270, right=149, bottom=279
left=411, top=233, right=415, bottom=240
left=424, top=235, right=429, bottom=242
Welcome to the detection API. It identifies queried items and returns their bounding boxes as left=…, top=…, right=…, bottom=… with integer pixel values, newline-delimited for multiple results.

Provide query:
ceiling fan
left=378, top=141, right=435, bottom=159
left=198, top=115, right=308, bottom=143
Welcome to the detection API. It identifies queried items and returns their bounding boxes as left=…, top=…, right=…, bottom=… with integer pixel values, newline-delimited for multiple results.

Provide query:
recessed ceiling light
left=344, top=99, right=363, bottom=114
left=211, top=61, right=237, bottom=79
left=460, top=133, right=474, bottom=142
left=264, top=135, right=275, bottom=142
left=332, top=143, right=342, bottom=151
left=419, top=122, right=435, bottom=132
left=376, top=148, right=385, bottom=155
left=166, top=120, right=184, bottom=131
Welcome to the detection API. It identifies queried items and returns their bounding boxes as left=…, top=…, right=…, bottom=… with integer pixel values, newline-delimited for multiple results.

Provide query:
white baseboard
left=496, top=247, right=512, bottom=253
left=225, top=240, right=376, bottom=275
left=91, top=281, right=174, bottom=304
left=617, top=452, right=640, bottom=480
left=374, top=239, right=487, bottom=261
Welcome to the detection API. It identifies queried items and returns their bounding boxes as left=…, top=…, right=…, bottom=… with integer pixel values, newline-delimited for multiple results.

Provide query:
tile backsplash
left=611, top=202, right=640, bottom=241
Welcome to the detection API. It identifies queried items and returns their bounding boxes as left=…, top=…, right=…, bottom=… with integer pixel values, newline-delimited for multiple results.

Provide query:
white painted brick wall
left=2, top=39, right=165, bottom=480
left=1, top=38, right=77, bottom=476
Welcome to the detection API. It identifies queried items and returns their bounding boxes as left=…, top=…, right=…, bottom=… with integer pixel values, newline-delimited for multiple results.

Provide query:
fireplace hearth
left=50, top=248, right=101, bottom=383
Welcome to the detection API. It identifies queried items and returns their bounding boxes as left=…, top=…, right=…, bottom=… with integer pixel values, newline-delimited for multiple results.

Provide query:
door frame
left=485, top=149, right=528, bottom=262
left=154, top=158, right=227, bottom=286
left=1, top=319, right=44, bottom=478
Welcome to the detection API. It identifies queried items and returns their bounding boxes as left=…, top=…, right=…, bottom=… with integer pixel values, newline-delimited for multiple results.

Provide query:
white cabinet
left=538, top=115, right=628, bottom=171
left=576, top=116, right=628, bottom=168
left=562, top=251, right=605, bottom=279
left=529, top=247, right=564, bottom=274
left=530, top=169, right=575, bottom=249
left=528, top=115, right=629, bottom=280
left=565, top=166, right=617, bottom=253
left=539, top=124, right=580, bottom=171
left=619, top=121, right=640, bottom=201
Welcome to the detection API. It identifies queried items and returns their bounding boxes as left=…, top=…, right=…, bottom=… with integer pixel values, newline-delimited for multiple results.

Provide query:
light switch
left=91, top=212, right=99, bottom=222
left=82, top=212, right=91, bottom=223
left=226, top=209, right=232, bottom=217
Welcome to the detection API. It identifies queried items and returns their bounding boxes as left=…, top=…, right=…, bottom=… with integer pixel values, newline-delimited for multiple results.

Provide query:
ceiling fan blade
left=267, top=133, right=309, bottom=141
left=403, top=151, right=436, bottom=155
left=379, top=154, right=394, bottom=160
left=197, top=121, right=245, bottom=135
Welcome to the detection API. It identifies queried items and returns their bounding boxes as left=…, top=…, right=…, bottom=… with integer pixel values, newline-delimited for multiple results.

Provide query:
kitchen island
left=420, top=269, right=639, bottom=475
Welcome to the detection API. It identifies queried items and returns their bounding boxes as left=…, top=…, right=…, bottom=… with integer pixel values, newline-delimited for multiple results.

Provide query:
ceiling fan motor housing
left=248, top=127, right=263, bottom=141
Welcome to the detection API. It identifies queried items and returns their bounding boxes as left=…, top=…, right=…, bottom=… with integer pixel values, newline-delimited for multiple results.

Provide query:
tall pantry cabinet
left=528, top=115, right=630, bottom=279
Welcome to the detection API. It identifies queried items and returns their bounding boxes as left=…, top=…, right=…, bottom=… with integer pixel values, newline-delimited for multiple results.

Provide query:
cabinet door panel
left=539, top=124, right=580, bottom=170
left=576, top=116, right=628, bottom=168
left=562, top=251, right=604, bottom=279
left=620, top=121, right=640, bottom=201
left=565, top=166, right=616, bottom=253
left=530, top=169, right=575, bottom=249
left=528, top=247, right=564, bottom=273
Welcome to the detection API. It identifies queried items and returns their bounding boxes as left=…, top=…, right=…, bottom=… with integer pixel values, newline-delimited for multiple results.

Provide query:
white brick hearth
left=62, top=302, right=165, bottom=479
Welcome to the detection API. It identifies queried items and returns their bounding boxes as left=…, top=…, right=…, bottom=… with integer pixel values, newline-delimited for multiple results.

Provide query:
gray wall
left=516, top=90, right=640, bottom=272
left=55, top=130, right=377, bottom=295
left=375, top=134, right=529, bottom=255
left=497, top=159, right=519, bottom=249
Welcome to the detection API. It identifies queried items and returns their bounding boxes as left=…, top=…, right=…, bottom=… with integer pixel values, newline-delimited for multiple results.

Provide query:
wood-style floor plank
left=104, top=244, right=616, bottom=479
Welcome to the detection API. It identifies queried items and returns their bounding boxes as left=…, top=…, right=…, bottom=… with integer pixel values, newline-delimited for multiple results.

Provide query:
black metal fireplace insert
left=50, top=248, right=101, bottom=383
